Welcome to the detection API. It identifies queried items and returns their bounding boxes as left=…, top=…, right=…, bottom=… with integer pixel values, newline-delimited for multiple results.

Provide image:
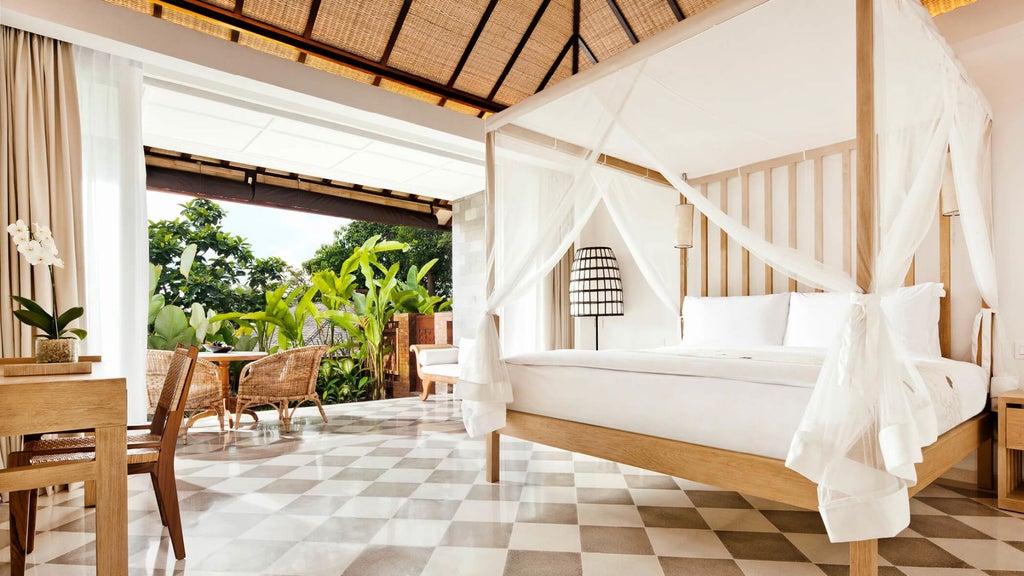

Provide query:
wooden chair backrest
left=150, top=345, right=198, bottom=443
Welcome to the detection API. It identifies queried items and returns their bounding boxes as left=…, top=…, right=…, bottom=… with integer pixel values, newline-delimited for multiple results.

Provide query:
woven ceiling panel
left=494, top=0, right=573, bottom=105
left=161, top=6, right=232, bottom=40
left=676, top=0, right=720, bottom=17
left=379, top=79, right=444, bottom=106
left=579, top=0, right=633, bottom=62
left=311, top=0, right=405, bottom=62
left=387, top=0, right=493, bottom=85
left=304, top=55, right=377, bottom=84
left=104, top=0, right=154, bottom=13
left=199, top=0, right=235, bottom=9
left=239, top=31, right=301, bottom=61
left=619, top=0, right=680, bottom=42
left=241, top=0, right=313, bottom=36
left=452, top=0, right=545, bottom=98
left=921, top=0, right=979, bottom=16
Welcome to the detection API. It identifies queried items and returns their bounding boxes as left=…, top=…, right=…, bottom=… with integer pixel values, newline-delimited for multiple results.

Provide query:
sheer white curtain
left=75, top=47, right=149, bottom=421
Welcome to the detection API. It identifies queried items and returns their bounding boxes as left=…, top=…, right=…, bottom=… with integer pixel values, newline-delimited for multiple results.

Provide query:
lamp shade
left=569, top=247, right=624, bottom=317
left=940, top=155, right=959, bottom=217
left=675, top=203, right=695, bottom=249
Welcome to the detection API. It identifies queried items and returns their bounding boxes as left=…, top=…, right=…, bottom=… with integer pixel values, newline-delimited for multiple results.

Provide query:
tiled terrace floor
left=2, top=397, right=1024, bottom=575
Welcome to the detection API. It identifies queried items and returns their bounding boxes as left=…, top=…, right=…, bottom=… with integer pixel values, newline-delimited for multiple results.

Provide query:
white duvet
left=502, top=345, right=987, bottom=460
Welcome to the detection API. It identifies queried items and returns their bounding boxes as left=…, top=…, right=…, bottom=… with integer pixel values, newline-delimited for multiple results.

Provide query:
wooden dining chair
left=234, top=345, right=329, bottom=432
left=7, top=345, right=199, bottom=574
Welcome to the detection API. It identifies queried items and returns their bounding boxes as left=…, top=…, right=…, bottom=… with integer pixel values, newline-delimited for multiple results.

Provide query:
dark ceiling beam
left=535, top=37, right=573, bottom=93
left=296, top=0, right=322, bottom=64
left=153, top=0, right=503, bottom=113
left=578, top=36, right=598, bottom=64
left=152, top=4, right=163, bottom=17
left=667, top=0, right=685, bottom=21
left=230, top=29, right=240, bottom=42
left=233, top=0, right=244, bottom=15
left=373, top=0, right=414, bottom=86
left=604, top=0, right=638, bottom=44
left=446, top=0, right=500, bottom=88
left=487, top=0, right=552, bottom=101
left=572, top=0, right=580, bottom=74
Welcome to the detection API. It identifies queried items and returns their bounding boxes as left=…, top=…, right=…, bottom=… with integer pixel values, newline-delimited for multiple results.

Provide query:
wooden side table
left=997, top=389, right=1024, bottom=512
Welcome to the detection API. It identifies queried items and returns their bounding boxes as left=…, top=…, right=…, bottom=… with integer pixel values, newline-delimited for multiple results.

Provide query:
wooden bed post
left=852, top=0, right=879, bottom=574
left=483, top=130, right=503, bottom=484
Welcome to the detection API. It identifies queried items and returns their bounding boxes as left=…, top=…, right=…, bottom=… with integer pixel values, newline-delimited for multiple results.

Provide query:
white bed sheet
left=504, top=346, right=988, bottom=460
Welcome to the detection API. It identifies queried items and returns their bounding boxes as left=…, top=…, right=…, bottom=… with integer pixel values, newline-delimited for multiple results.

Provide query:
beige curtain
left=549, top=245, right=575, bottom=349
left=0, top=26, right=85, bottom=477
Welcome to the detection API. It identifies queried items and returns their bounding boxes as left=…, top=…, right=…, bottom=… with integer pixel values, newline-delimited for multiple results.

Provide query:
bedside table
left=998, top=390, right=1024, bottom=512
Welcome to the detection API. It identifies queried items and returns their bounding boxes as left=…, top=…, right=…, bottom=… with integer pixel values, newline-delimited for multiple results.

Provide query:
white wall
left=575, top=202, right=680, bottom=351
left=935, top=1, right=1024, bottom=375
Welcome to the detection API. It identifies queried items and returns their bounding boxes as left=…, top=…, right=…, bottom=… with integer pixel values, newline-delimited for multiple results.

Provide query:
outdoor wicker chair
left=147, top=349, right=224, bottom=440
left=234, top=345, right=329, bottom=433
left=8, top=345, right=199, bottom=572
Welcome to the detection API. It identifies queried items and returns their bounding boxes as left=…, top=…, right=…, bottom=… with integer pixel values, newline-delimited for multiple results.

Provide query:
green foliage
left=147, top=257, right=228, bottom=351
left=303, top=221, right=452, bottom=300
left=212, top=284, right=319, bottom=353
left=148, top=198, right=292, bottom=314
left=317, top=357, right=371, bottom=404
left=395, top=260, right=452, bottom=314
left=12, top=295, right=86, bottom=340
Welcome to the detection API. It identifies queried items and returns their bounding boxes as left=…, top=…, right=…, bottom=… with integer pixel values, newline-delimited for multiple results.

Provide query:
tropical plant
left=147, top=255, right=229, bottom=350
left=395, top=260, right=453, bottom=315
left=303, top=221, right=453, bottom=299
left=317, top=356, right=371, bottom=404
left=6, top=220, right=86, bottom=340
left=213, top=284, right=319, bottom=353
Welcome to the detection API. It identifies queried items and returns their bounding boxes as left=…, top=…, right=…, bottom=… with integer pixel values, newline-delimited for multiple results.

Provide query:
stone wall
left=452, top=191, right=486, bottom=341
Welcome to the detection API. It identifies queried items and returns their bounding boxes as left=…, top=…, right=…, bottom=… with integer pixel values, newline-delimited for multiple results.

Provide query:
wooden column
left=855, top=0, right=876, bottom=292
left=851, top=2, right=879, bottom=575
left=485, top=132, right=497, bottom=298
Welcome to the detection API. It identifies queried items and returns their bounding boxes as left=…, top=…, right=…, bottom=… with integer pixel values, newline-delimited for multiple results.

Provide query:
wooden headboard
left=680, top=139, right=956, bottom=360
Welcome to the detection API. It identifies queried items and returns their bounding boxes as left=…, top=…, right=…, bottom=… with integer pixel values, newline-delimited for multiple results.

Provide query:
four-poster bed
left=455, top=1, right=1017, bottom=575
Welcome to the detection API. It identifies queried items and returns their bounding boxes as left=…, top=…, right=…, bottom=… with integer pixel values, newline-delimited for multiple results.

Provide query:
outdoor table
left=197, top=350, right=268, bottom=427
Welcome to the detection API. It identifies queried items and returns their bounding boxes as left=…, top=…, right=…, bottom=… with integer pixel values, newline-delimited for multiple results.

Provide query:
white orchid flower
left=52, top=257, right=65, bottom=268
left=7, top=219, right=28, bottom=237
left=18, top=240, right=56, bottom=266
left=40, top=237, right=57, bottom=252
left=12, top=230, right=30, bottom=244
left=33, top=223, right=53, bottom=242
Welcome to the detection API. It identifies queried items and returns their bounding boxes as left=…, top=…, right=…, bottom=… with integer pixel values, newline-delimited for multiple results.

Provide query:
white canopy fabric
left=456, top=0, right=1017, bottom=543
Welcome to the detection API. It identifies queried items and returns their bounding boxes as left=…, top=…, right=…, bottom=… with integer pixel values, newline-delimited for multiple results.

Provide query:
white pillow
left=784, top=292, right=853, bottom=348
left=681, top=293, right=790, bottom=347
left=457, top=338, right=476, bottom=366
left=881, top=282, right=945, bottom=358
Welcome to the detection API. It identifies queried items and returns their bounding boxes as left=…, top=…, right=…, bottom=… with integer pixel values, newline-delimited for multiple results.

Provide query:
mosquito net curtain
left=456, top=0, right=1016, bottom=542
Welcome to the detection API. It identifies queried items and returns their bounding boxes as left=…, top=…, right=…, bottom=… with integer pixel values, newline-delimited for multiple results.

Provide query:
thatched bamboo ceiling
left=105, top=0, right=980, bottom=117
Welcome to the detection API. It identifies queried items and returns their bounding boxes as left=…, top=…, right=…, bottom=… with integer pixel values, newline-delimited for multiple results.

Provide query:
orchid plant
left=6, top=219, right=87, bottom=340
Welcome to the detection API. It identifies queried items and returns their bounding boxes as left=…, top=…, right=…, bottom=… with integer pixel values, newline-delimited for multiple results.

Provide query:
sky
left=146, top=190, right=350, bottom=269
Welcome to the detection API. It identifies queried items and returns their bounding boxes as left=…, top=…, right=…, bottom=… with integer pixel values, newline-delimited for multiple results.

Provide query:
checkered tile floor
left=2, top=397, right=1023, bottom=575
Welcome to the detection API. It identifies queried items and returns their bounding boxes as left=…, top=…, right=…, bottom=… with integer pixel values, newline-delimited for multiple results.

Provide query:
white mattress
left=504, top=346, right=989, bottom=460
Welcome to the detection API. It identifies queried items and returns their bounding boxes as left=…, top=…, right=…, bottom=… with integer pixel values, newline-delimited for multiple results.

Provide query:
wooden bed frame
left=480, top=3, right=998, bottom=575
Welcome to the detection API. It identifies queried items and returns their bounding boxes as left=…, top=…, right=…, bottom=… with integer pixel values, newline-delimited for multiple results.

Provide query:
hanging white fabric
left=75, top=47, right=150, bottom=422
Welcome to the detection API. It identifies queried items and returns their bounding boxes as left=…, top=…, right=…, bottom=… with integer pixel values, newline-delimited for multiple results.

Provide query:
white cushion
left=682, top=293, right=790, bottom=347
left=417, top=347, right=459, bottom=366
left=458, top=338, right=476, bottom=366
left=784, top=292, right=853, bottom=348
left=420, top=363, right=460, bottom=379
left=881, top=282, right=945, bottom=358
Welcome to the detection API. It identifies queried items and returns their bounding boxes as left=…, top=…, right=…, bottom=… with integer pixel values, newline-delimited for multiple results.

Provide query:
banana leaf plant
left=213, top=283, right=319, bottom=353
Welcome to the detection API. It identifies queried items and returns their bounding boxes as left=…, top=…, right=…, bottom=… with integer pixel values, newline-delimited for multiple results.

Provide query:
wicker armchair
left=147, top=350, right=224, bottom=440
left=234, top=345, right=329, bottom=432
